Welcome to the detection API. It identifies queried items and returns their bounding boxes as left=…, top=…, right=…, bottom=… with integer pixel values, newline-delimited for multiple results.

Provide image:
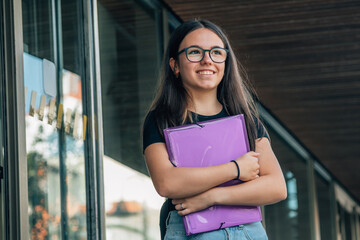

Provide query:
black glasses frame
left=177, top=46, right=229, bottom=63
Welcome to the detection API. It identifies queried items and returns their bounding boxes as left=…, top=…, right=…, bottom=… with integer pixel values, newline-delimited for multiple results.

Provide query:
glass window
left=337, top=202, right=344, bottom=239
left=97, top=0, right=164, bottom=239
left=315, top=172, right=334, bottom=239
left=356, top=212, right=360, bottom=239
left=264, top=127, right=312, bottom=240
left=22, top=0, right=54, bottom=62
left=337, top=200, right=357, bottom=239
left=22, top=0, right=88, bottom=239
left=22, top=1, right=61, bottom=239
left=60, top=1, right=87, bottom=238
left=344, top=208, right=353, bottom=240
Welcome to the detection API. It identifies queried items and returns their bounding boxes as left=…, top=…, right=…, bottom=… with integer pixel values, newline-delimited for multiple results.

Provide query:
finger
left=172, top=199, right=184, bottom=205
left=176, top=202, right=186, bottom=211
left=249, top=151, right=260, bottom=156
left=178, top=209, right=189, bottom=216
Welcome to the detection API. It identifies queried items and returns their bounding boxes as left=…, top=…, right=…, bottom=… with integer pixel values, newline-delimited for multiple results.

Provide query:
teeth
left=198, top=71, right=214, bottom=75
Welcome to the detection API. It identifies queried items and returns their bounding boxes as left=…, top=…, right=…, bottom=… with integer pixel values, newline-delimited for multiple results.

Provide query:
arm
left=144, top=142, right=260, bottom=199
left=172, top=137, right=287, bottom=215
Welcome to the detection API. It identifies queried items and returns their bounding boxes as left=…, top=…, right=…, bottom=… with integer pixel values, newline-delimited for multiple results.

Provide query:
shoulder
left=143, top=110, right=157, bottom=137
left=253, top=116, right=270, bottom=140
left=144, top=110, right=156, bottom=127
left=143, top=110, right=165, bottom=152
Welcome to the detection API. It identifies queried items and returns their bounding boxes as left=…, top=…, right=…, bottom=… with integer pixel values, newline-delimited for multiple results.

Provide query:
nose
left=201, top=50, right=212, bottom=64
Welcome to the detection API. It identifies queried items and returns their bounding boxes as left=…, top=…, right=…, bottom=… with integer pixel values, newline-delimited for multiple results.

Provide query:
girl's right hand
left=235, top=151, right=260, bottom=181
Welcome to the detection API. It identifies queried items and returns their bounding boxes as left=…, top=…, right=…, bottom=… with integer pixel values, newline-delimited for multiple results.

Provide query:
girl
left=143, top=19, right=287, bottom=240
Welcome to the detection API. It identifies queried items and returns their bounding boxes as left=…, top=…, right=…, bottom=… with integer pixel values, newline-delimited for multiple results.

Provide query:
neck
left=187, top=90, right=222, bottom=116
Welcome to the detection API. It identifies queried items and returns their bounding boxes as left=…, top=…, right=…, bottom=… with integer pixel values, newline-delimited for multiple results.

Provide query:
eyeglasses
left=177, top=46, right=228, bottom=63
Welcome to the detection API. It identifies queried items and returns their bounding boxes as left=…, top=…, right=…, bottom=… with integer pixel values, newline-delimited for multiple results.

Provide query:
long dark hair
left=147, top=19, right=263, bottom=151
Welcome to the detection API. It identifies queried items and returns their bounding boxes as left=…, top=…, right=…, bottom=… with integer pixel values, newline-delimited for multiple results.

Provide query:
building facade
left=0, top=0, right=359, bottom=240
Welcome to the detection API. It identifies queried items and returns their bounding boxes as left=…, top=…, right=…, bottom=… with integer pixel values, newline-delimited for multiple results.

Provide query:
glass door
left=97, top=1, right=164, bottom=239
left=22, top=0, right=89, bottom=239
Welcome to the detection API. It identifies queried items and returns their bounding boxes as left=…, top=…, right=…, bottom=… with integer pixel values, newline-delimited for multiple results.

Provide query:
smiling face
left=170, top=28, right=226, bottom=95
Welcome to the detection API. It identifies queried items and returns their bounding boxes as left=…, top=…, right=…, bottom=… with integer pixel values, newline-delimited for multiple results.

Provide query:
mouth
left=197, top=70, right=216, bottom=75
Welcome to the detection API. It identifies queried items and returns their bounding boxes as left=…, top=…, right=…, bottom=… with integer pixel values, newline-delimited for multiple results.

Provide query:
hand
left=235, top=151, right=260, bottom=181
left=172, top=190, right=214, bottom=216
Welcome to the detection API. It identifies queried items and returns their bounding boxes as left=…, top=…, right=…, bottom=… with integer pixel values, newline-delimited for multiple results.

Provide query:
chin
left=197, top=85, right=219, bottom=91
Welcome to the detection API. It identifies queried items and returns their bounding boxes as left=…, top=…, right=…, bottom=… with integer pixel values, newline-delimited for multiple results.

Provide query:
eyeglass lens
left=186, top=47, right=227, bottom=63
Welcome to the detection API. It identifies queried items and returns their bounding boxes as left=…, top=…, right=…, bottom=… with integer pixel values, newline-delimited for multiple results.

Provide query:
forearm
left=154, top=162, right=237, bottom=199
left=211, top=174, right=287, bottom=206
left=145, top=143, right=261, bottom=199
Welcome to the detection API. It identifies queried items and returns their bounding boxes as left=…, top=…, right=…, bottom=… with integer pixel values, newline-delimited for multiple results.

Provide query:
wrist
left=209, top=188, right=221, bottom=205
left=231, top=160, right=240, bottom=180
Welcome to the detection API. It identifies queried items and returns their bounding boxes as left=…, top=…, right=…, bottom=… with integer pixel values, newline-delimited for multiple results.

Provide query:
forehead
left=179, top=28, right=225, bottom=50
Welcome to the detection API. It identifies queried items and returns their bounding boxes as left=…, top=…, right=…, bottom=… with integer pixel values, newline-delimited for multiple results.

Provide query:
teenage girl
left=143, top=19, right=287, bottom=240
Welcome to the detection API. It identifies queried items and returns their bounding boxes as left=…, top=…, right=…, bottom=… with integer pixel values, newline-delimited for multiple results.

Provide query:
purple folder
left=163, top=114, right=262, bottom=235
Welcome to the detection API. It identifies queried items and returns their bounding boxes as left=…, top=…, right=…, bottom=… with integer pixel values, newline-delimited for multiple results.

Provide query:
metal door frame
left=0, top=0, right=5, bottom=238
left=2, top=0, right=29, bottom=239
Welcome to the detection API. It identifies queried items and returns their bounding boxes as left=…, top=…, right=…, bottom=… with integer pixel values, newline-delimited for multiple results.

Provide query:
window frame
left=0, top=1, right=5, bottom=239
left=2, top=0, right=29, bottom=239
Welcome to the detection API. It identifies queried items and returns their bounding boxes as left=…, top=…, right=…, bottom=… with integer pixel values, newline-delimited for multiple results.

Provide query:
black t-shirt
left=142, top=108, right=269, bottom=239
left=143, top=108, right=268, bottom=152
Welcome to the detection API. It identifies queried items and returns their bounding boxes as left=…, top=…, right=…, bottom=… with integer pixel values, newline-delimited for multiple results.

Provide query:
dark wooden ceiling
left=163, top=0, right=360, bottom=201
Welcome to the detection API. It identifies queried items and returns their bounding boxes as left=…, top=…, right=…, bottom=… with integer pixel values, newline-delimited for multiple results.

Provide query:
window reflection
left=98, top=0, right=163, bottom=238
left=62, top=70, right=86, bottom=240
left=98, top=0, right=160, bottom=174
left=22, top=0, right=61, bottom=238
left=104, top=156, right=163, bottom=240
left=61, top=0, right=88, bottom=237
left=23, top=0, right=88, bottom=239
left=285, top=171, right=299, bottom=219
left=26, top=117, right=61, bottom=240
left=22, top=0, right=54, bottom=62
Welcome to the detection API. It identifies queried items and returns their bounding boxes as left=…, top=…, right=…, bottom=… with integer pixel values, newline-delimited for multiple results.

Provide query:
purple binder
left=163, top=114, right=262, bottom=235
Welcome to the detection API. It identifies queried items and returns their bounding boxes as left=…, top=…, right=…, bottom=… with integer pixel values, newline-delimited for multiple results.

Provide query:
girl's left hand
left=172, top=190, right=214, bottom=216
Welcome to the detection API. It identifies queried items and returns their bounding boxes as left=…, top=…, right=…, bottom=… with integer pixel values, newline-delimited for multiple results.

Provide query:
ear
left=169, top=58, right=179, bottom=76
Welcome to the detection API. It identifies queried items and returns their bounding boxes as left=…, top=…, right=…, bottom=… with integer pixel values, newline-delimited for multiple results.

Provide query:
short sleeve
left=143, top=111, right=165, bottom=152
left=254, top=117, right=270, bottom=140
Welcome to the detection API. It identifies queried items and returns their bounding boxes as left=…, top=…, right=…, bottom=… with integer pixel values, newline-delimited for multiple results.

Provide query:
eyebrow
left=186, top=45, right=224, bottom=49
